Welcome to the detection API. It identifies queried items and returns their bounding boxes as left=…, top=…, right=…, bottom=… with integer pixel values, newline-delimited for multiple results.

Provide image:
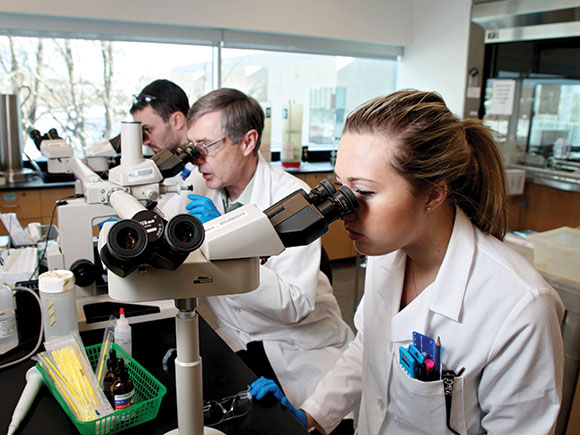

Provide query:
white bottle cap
left=38, top=270, right=75, bottom=294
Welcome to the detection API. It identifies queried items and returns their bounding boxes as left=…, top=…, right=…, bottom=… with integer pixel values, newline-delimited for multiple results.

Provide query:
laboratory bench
left=0, top=311, right=308, bottom=435
left=0, top=177, right=75, bottom=236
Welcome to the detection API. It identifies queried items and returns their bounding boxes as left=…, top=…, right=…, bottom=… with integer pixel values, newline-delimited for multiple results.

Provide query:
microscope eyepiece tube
left=107, top=219, right=148, bottom=259
left=306, top=178, right=336, bottom=205
left=164, top=214, right=205, bottom=253
left=121, top=121, right=144, bottom=168
left=335, top=186, right=359, bottom=216
left=264, top=180, right=359, bottom=248
left=315, top=185, right=359, bottom=224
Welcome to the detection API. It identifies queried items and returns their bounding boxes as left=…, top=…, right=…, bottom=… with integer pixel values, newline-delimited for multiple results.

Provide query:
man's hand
left=250, top=377, right=307, bottom=428
left=185, top=194, right=220, bottom=223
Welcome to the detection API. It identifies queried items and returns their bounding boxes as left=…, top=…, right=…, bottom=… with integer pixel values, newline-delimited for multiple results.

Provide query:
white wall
left=1, top=0, right=475, bottom=115
left=0, top=0, right=413, bottom=47
left=397, top=0, right=473, bottom=117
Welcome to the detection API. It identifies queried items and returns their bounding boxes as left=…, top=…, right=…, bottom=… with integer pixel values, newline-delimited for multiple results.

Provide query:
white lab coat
left=302, top=208, right=564, bottom=434
left=164, top=154, right=354, bottom=406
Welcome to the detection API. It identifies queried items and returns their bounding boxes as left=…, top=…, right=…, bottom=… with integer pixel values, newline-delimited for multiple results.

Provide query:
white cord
left=0, top=286, right=44, bottom=370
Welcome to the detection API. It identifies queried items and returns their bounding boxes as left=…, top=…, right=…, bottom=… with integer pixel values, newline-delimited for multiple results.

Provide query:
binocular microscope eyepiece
left=264, top=178, right=359, bottom=247
left=100, top=211, right=205, bottom=278
left=100, top=179, right=359, bottom=278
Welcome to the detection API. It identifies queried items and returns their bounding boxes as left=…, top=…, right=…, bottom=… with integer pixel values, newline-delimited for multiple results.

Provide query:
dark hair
left=187, top=88, right=264, bottom=154
left=344, top=89, right=507, bottom=239
left=130, top=79, right=189, bottom=121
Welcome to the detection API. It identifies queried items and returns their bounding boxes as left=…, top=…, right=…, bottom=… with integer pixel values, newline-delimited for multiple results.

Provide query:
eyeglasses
left=182, top=136, right=226, bottom=158
left=203, top=388, right=252, bottom=426
left=132, top=94, right=158, bottom=105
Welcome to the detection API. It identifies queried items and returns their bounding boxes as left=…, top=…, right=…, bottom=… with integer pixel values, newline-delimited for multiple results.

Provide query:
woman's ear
left=241, top=129, right=259, bottom=156
left=425, top=181, right=448, bottom=213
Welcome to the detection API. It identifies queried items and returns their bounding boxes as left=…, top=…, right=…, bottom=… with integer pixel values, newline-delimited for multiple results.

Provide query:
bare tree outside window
left=0, top=36, right=212, bottom=157
left=0, top=36, right=117, bottom=152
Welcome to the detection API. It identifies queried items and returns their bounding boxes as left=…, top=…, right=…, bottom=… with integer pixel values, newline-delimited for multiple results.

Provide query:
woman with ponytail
left=252, top=90, right=564, bottom=434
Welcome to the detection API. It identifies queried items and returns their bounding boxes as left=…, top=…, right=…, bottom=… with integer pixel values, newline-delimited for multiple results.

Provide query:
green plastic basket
left=36, top=343, right=167, bottom=435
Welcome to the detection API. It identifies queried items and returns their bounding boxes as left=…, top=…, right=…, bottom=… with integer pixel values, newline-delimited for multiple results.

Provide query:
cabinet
left=0, top=186, right=75, bottom=235
left=507, top=182, right=580, bottom=231
left=293, top=172, right=357, bottom=260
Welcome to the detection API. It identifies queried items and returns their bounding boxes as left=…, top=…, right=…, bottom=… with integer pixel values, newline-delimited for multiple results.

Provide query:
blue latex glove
left=97, top=217, right=118, bottom=230
left=185, top=194, right=221, bottom=223
left=250, top=377, right=307, bottom=428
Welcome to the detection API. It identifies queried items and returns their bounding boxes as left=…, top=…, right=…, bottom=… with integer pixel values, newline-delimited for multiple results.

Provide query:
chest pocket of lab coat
left=388, top=356, right=467, bottom=434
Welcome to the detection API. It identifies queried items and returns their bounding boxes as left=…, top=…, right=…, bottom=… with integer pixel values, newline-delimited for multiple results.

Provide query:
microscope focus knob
left=70, top=259, right=97, bottom=287
left=144, top=188, right=159, bottom=202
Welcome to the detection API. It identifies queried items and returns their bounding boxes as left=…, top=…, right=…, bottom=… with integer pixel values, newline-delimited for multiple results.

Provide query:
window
left=0, top=36, right=213, bottom=157
left=0, top=34, right=398, bottom=160
left=221, top=48, right=397, bottom=150
left=483, top=77, right=580, bottom=166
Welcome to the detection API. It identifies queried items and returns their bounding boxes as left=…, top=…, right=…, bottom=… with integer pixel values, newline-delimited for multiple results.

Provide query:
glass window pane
left=221, top=48, right=397, bottom=152
left=483, top=77, right=580, bottom=166
left=0, top=36, right=214, bottom=157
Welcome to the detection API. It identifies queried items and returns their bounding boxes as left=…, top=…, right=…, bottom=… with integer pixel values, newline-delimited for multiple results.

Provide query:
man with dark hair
left=130, top=79, right=189, bottom=154
left=164, top=88, right=354, bottom=433
left=131, top=79, right=192, bottom=209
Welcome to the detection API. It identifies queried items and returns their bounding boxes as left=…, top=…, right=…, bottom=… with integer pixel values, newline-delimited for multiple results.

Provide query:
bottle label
left=114, top=390, right=135, bottom=411
left=0, top=310, right=16, bottom=338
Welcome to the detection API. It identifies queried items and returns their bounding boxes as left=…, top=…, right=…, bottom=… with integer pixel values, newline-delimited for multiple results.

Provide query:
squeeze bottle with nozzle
left=7, top=367, right=44, bottom=435
left=114, top=308, right=132, bottom=356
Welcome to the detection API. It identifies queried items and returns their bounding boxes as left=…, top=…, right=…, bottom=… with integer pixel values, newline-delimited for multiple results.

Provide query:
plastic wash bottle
left=114, top=308, right=132, bottom=356
left=0, top=284, right=18, bottom=354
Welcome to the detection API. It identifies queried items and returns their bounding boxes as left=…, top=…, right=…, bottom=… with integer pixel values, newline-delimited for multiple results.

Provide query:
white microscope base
left=165, top=428, right=225, bottom=435
left=76, top=294, right=178, bottom=331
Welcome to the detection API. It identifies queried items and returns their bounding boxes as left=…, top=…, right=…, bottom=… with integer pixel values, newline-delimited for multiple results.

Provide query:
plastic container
left=114, top=308, right=132, bottom=356
left=36, top=343, right=166, bottom=435
left=528, top=227, right=580, bottom=283
left=38, top=270, right=78, bottom=340
left=0, top=284, right=18, bottom=354
left=260, top=102, right=272, bottom=162
left=281, top=101, right=303, bottom=168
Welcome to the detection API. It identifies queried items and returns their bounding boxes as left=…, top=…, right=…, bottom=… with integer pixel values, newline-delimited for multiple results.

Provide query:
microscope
left=39, top=122, right=205, bottom=330
left=94, top=123, right=359, bottom=435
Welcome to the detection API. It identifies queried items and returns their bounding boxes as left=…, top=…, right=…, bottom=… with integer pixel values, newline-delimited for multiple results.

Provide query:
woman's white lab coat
left=302, top=208, right=564, bottom=434
left=165, top=155, right=354, bottom=407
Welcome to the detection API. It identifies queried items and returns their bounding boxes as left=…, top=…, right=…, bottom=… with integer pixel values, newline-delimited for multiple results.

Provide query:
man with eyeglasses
left=165, top=88, right=354, bottom=433
left=130, top=79, right=192, bottom=209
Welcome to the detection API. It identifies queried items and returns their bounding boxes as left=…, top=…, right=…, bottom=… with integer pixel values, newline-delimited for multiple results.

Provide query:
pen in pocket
left=442, top=367, right=465, bottom=435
